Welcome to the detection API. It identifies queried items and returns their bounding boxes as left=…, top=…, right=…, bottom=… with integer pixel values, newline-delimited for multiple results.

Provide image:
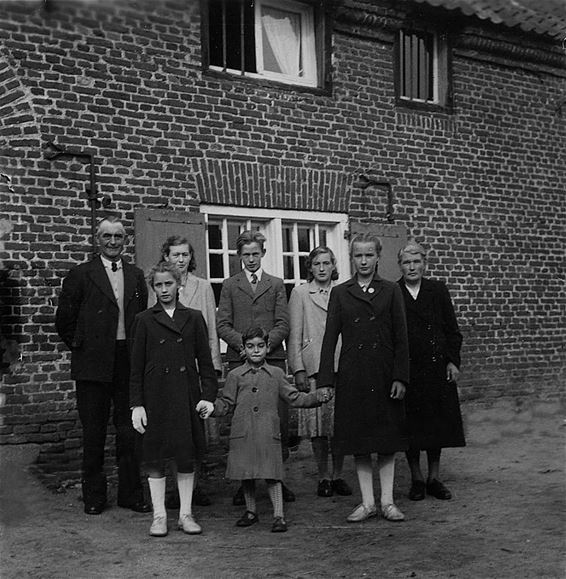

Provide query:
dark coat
left=398, top=278, right=465, bottom=450
left=216, top=271, right=289, bottom=363
left=213, top=362, right=321, bottom=480
left=129, top=303, right=219, bottom=466
left=318, top=275, right=410, bottom=456
left=55, top=257, right=148, bottom=382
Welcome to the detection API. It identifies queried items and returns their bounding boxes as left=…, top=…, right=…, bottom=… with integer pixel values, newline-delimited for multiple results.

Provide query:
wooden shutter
left=349, top=222, right=408, bottom=282
left=133, top=209, right=207, bottom=278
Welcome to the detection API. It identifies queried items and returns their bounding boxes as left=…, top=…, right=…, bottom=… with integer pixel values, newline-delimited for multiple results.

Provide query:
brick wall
left=0, top=0, right=564, bottom=483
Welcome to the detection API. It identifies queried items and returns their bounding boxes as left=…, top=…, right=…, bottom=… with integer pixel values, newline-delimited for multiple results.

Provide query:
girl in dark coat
left=130, top=262, right=218, bottom=537
left=318, top=233, right=410, bottom=524
left=397, top=242, right=465, bottom=502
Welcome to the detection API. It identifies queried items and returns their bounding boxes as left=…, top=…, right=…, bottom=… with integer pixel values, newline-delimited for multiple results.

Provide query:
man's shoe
left=317, top=479, right=333, bottom=497
left=193, top=486, right=212, bottom=507
left=282, top=483, right=295, bottom=503
left=271, top=517, right=287, bottom=532
left=346, top=503, right=377, bottom=523
left=232, top=486, right=246, bottom=506
left=118, top=500, right=152, bottom=513
left=331, top=478, right=353, bottom=496
left=381, top=503, right=405, bottom=522
left=178, top=513, right=202, bottom=535
left=409, top=480, right=426, bottom=501
left=84, top=501, right=105, bottom=515
left=236, top=510, right=259, bottom=527
left=149, top=515, right=168, bottom=537
left=426, top=479, right=452, bottom=500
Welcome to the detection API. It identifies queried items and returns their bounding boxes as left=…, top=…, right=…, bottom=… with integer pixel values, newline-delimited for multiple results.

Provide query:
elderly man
left=397, top=241, right=465, bottom=502
left=56, top=216, right=150, bottom=515
left=216, top=230, right=294, bottom=504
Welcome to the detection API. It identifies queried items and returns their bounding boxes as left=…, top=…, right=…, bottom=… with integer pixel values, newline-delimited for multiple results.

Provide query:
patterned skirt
left=297, top=376, right=335, bottom=438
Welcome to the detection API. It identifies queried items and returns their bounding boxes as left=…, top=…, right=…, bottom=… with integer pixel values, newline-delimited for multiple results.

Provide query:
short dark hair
left=236, top=230, right=266, bottom=254
left=305, top=246, right=339, bottom=282
left=147, top=261, right=182, bottom=288
left=160, top=235, right=197, bottom=272
left=241, top=326, right=269, bottom=344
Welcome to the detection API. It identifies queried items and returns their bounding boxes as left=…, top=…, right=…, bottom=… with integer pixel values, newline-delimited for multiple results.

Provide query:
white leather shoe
left=346, top=503, right=377, bottom=522
left=381, top=503, right=405, bottom=522
left=178, top=513, right=202, bottom=535
left=149, top=515, right=168, bottom=537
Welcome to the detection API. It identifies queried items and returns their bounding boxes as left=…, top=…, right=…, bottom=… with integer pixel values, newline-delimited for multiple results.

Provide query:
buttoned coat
left=55, top=257, right=148, bottom=382
left=318, top=275, right=410, bottom=455
left=288, top=281, right=341, bottom=437
left=129, top=303, right=218, bottom=466
left=216, top=271, right=289, bottom=363
left=398, top=277, right=465, bottom=449
left=149, top=274, right=222, bottom=372
left=213, top=362, right=321, bottom=480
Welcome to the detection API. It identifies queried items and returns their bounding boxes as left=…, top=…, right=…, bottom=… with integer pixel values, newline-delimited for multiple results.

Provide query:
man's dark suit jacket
left=56, top=256, right=148, bottom=382
left=216, top=270, right=289, bottom=363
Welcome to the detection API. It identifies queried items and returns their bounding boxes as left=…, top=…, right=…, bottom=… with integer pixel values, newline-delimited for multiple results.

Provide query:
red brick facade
left=0, top=0, right=564, bottom=482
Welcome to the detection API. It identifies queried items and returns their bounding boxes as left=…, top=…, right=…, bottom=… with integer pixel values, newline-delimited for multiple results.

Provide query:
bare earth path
left=1, top=400, right=564, bottom=578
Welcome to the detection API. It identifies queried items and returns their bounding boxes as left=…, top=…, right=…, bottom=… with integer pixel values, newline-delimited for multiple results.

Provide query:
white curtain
left=261, top=9, right=301, bottom=76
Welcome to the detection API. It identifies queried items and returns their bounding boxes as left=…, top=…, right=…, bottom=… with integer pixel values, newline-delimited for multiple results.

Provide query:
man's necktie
left=251, top=273, right=258, bottom=292
left=111, top=262, right=118, bottom=272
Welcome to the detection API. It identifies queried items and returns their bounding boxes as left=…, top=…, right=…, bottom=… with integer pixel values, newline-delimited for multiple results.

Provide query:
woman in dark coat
left=318, top=232, right=410, bottom=523
left=397, top=242, right=465, bottom=502
left=130, top=262, right=218, bottom=537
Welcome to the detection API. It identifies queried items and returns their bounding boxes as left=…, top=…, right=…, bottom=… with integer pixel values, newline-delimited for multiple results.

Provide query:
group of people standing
left=56, top=216, right=465, bottom=538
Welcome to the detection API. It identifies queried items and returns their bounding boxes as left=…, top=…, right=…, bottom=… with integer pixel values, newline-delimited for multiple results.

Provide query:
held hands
left=132, top=406, right=147, bottom=434
left=317, top=387, right=334, bottom=404
left=196, top=400, right=214, bottom=419
left=294, top=370, right=310, bottom=393
left=446, top=362, right=460, bottom=383
left=390, top=380, right=406, bottom=400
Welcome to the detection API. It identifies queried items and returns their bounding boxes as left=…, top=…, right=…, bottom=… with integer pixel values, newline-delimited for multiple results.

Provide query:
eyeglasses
left=100, top=233, right=125, bottom=241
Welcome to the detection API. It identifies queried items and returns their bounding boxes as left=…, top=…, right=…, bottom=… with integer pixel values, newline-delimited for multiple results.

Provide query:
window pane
left=229, top=254, right=241, bottom=276
left=297, top=226, right=310, bottom=252
left=285, top=283, right=294, bottom=301
left=212, top=283, right=223, bottom=306
left=299, top=255, right=308, bottom=279
left=319, top=228, right=327, bottom=246
left=209, top=253, right=224, bottom=278
left=208, top=222, right=222, bottom=249
left=260, top=6, right=301, bottom=76
left=227, top=222, right=242, bottom=250
left=283, top=255, right=294, bottom=279
left=282, top=225, right=292, bottom=252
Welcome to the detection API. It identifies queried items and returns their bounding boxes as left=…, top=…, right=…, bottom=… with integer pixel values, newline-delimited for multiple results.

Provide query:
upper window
left=201, top=205, right=349, bottom=303
left=396, top=29, right=450, bottom=108
left=205, top=0, right=324, bottom=88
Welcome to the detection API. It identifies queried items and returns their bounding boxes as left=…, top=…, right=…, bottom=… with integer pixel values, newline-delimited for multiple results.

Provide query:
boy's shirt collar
left=244, top=268, right=263, bottom=283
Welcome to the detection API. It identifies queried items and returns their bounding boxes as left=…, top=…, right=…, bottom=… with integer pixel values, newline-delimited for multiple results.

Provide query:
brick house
left=0, top=0, right=564, bottom=483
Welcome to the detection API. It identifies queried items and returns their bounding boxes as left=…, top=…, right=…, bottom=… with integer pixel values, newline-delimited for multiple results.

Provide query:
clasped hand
left=317, top=387, right=334, bottom=403
left=196, top=400, right=214, bottom=419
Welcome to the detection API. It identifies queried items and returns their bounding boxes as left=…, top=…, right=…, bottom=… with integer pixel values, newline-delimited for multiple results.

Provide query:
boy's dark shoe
left=426, top=479, right=452, bottom=500
left=317, top=479, right=333, bottom=497
left=331, top=478, right=353, bottom=496
left=409, top=480, right=426, bottom=501
left=117, top=499, right=152, bottom=513
left=271, top=517, right=287, bottom=532
left=236, top=510, right=259, bottom=527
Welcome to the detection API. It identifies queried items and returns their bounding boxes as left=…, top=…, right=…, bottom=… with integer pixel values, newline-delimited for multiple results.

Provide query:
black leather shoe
left=118, top=500, right=152, bottom=513
left=193, top=486, right=212, bottom=506
left=271, top=517, right=287, bottom=532
left=232, top=486, right=246, bottom=506
left=409, top=480, right=426, bottom=501
left=84, top=501, right=105, bottom=515
left=282, top=483, right=295, bottom=503
left=317, top=479, right=333, bottom=497
left=426, top=479, right=452, bottom=500
left=331, top=478, right=353, bottom=496
left=236, top=510, right=259, bottom=527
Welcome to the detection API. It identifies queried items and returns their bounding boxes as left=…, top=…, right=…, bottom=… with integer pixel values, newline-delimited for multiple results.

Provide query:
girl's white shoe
left=178, top=513, right=202, bottom=534
left=149, top=515, right=168, bottom=536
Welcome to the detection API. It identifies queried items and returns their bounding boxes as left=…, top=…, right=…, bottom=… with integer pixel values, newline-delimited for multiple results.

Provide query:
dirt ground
left=0, top=399, right=564, bottom=579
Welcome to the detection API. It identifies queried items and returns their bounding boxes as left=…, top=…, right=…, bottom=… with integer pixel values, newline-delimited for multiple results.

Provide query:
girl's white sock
left=148, top=477, right=166, bottom=518
left=177, top=472, right=195, bottom=517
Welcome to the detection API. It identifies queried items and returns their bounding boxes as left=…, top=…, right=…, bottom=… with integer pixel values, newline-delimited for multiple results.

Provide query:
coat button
left=354, top=317, right=360, bottom=323
left=164, top=367, right=170, bottom=374
left=159, top=339, right=165, bottom=344
left=177, top=337, right=183, bottom=343
left=253, top=406, right=259, bottom=412
left=369, top=315, right=375, bottom=320
left=252, top=387, right=258, bottom=393
left=358, top=344, right=363, bottom=350
left=180, top=366, right=186, bottom=372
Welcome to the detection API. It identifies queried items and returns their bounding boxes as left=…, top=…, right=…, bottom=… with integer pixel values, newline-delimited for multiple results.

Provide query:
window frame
left=201, top=0, right=330, bottom=91
left=200, top=204, right=350, bottom=300
left=394, top=28, right=452, bottom=112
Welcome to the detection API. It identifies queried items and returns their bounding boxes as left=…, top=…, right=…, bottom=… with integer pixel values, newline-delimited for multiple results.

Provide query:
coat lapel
left=254, top=273, right=273, bottom=302
left=173, top=303, right=191, bottom=332
left=309, top=281, right=331, bottom=311
left=122, top=261, right=138, bottom=307
left=152, top=304, right=182, bottom=334
left=235, top=271, right=255, bottom=300
left=88, top=257, right=117, bottom=306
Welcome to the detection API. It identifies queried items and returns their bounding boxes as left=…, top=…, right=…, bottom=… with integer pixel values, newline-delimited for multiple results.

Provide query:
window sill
left=394, top=97, right=453, bottom=115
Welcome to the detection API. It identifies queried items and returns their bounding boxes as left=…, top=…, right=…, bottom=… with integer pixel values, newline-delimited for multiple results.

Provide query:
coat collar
left=86, top=256, right=138, bottom=307
left=307, top=280, right=333, bottom=311
left=241, top=361, right=273, bottom=376
left=345, top=274, right=385, bottom=302
left=150, top=301, right=190, bottom=334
